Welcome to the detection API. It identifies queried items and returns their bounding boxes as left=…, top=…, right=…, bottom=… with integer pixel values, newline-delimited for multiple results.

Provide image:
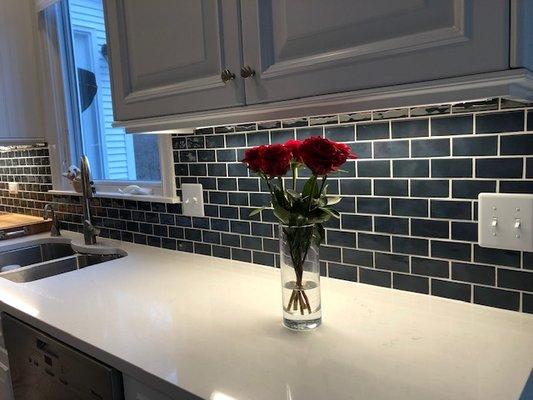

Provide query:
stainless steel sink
left=0, top=253, right=123, bottom=283
left=0, top=240, right=126, bottom=283
left=0, top=242, right=75, bottom=271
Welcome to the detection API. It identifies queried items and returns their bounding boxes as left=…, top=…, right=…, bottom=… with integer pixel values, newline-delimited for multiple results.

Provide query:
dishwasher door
left=2, top=314, right=123, bottom=400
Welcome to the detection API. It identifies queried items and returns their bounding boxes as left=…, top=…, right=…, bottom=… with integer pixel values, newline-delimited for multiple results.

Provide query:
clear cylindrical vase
left=279, top=224, right=321, bottom=331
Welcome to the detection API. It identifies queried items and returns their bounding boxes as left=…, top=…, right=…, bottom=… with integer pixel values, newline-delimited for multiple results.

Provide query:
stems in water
left=284, top=226, right=314, bottom=315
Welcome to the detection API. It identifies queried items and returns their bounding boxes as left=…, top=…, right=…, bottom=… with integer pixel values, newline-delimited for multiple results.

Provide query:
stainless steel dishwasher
left=2, top=314, right=123, bottom=399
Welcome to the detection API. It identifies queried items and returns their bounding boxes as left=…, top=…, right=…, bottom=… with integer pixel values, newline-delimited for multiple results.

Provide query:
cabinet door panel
left=0, top=0, right=44, bottom=141
left=241, top=0, right=509, bottom=104
left=105, top=0, right=244, bottom=121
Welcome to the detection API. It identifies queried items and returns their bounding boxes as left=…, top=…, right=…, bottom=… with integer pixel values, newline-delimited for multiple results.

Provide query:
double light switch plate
left=478, top=193, right=533, bottom=251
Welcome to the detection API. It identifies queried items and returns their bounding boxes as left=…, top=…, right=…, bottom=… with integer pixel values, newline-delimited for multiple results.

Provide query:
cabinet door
left=0, top=0, right=44, bottom=142
left=240, top=0, right=509, bottom=104
left=104, top=0, right=244, bottom=121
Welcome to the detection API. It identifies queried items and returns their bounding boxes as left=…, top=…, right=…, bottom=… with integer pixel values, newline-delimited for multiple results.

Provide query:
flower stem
left=306, top=175, right=317, bottom=214
left=318, top=175, right=327, bottom=197
left=284, top=226, right=314, bottom=315
left=263, top=174, right=276, bottom=199
left=291, top=163, right=297, bottom=191
left=301, top=289, right=311, bottom=313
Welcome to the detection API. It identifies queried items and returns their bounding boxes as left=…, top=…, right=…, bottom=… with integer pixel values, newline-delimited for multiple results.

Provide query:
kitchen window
left=37, top=0, right=178, bottom=201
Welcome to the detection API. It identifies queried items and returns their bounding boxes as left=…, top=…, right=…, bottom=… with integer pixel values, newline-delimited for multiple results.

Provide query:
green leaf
left=273, top=187, right=286, bottom=207
left=320, top=207, right=341, bottom=219
left=307, top=209, right=331, bottom=224
left=291, top=197, right=309, bottom=216
left=249, top=206, right=266, bottom=217
left=302, top=175, right=317, bottom=198
left=325, top=196, right=342, bottom=206
left=307, top=216, right=331, bottom=224
left=286, top=189, right=301, bottom=199
left=313, top=224, right=325, bottom=246
left=288, top=213, right=307, bottom=226
left=272, top=203, right=290, bottom=224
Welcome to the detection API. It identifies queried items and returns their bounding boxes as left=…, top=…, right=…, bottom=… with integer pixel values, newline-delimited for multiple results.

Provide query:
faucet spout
left=43, top=203, right=60, bottom=237
left=80, top=155, right=98, bottom=245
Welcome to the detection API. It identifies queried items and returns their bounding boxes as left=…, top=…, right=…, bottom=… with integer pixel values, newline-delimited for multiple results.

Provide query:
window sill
left=48, top=190, right=181, bottom=204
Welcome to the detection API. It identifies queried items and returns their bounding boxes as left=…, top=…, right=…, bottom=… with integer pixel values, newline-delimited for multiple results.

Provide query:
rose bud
left=261, top=144, right=292, bottom=177
left=242, top=145, right=265, bottom=172
left=284, top=139, right=303, bottom=162
left=300, top=136, right=340, bottom=175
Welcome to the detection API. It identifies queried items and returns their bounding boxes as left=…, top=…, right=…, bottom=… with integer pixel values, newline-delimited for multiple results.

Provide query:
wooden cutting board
left=0, top=213, right=51, bottom=232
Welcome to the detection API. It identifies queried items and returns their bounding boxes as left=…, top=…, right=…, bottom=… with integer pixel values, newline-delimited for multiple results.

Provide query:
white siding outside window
left=68, top=0, right=136, bottom=180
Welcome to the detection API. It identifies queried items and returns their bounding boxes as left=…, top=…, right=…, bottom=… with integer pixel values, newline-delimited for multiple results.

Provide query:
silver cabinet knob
left=240, top=65, right=255, bottom=78
left=220, top=69, right=235, bottom=83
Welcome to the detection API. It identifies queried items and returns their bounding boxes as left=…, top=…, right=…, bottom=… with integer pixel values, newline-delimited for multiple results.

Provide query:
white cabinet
left=0, top=0, right=45, bottom=143
left=104, top=0, right=245, bottom=121
left=104, top=0, right=531, bottom=129
left=240, top=0, right=508, bottom=104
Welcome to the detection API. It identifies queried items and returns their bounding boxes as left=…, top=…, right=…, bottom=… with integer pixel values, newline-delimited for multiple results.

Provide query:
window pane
left=67, top=0, right=160, bottom=181
left=132, top=135, right=161, bottom=181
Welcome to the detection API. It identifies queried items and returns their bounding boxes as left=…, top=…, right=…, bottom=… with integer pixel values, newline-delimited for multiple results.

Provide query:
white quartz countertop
left=0, top=232, right=531, bottom=400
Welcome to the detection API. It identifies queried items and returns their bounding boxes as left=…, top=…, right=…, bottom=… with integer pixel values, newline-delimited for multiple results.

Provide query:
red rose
left=284, top=139, right=303, bottom=162
left=332, top=142, right=356, bottom=168
left=261, top=144, right=292, bottom=177
left=300, top=137, right=356, bottom=175
left=242, top=145, right=265, bottom=172
left=334, top=142, right=355, bottom=159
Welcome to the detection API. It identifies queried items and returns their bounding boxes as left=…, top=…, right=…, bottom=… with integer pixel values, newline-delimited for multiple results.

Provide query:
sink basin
left=0, top=239, right=126, bottom=283
left=0, top=243, right=75, bottom=271
left=0, top=253, right=123, bottom=283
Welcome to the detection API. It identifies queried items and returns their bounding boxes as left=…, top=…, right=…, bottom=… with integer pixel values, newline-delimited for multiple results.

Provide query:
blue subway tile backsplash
left=0, top=98, right=532, bottom=313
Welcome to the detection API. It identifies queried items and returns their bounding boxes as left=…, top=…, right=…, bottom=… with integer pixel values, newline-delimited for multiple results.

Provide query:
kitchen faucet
left=80, top=155, right=100, bottom=245
left=43, top=203, right=60, bottom=237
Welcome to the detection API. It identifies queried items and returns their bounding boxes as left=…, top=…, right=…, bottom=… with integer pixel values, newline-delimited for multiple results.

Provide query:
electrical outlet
left=8, top=182, right=18, bottom=195
left=181, top=184, right=204, bottom=217
left=479, top=193, right=533, bottom=251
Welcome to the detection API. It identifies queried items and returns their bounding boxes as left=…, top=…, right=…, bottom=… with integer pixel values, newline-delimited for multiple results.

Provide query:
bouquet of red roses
left=242, top=136, right=356, bottom=315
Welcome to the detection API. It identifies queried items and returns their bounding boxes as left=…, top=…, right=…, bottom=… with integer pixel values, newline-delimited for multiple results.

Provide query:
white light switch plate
left=181, top=183, right=204, bottom=217
left=478, top=193, right=533, bottom=251
left=8, top=182, right=18, bottom=195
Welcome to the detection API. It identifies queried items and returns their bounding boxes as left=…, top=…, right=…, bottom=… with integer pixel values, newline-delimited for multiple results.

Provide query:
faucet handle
left=43, top=203, right=61, bottom=236
left=43, top=203, right=53, bottom=219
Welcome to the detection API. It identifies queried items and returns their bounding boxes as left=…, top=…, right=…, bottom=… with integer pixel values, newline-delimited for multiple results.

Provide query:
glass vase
left=279, top=224, right=321, bottom=331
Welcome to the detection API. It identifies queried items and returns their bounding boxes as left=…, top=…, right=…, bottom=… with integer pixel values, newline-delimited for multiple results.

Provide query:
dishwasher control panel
left=2, top=313, right=123, bottom=400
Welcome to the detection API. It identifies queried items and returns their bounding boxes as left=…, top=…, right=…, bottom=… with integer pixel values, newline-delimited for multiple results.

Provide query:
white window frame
left=36, top=0, right=181, bottom=203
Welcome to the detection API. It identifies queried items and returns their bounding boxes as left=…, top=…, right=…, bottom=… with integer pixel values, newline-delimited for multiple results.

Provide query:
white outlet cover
left=181, top=183, right=204, bottom=217
left=8, top=182, right=18, bottom=195
left=478, top=193, right=533, bottom=251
